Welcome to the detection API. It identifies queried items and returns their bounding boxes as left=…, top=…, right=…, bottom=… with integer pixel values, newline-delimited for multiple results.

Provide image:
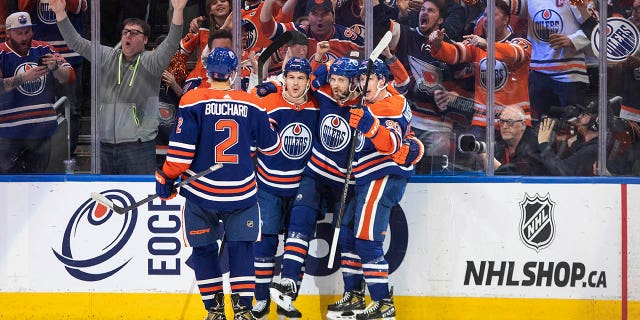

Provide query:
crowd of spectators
left=2, top=0, right=640, bottom=177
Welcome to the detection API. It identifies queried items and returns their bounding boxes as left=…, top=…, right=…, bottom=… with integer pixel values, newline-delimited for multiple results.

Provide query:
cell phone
left=38, top=56, right=46, bottom=66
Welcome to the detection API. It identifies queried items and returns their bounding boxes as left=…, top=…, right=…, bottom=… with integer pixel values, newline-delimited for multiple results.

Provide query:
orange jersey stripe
left=166, top=149, right=195, bottom=158
left=257, top=166, right=301, bottom=183
left=190, top=179, right=257, bottom=194
left=284, top=245, right=307, bottom=255
left=231, top=283, right=255, bottom=290
left=359, top=179, right=385, bottom=239
left=199, top=285, right=223, bottom=293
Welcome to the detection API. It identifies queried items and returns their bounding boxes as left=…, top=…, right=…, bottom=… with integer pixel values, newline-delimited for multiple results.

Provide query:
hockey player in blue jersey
left=155, top=47, right=281, bottom=320
left=250, top=57, right=319, bottom=320
left=269, top=56, right=362, bottom=317
left=329, top=59, right=424, bottom=320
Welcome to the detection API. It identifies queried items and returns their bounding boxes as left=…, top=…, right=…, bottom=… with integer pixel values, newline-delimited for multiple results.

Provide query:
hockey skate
left=277, top=305, right=302, bottom=320
left=231, top=293, right=256, bottom=320
left=326, top=280, right=366, bottom=319
left=251, top=299, right=270, bottom=320
left=205, top=292, right=226, bottom=320
left=270, top=278, right=302, bottom=319
left=355, top=287, right=395, bottom=320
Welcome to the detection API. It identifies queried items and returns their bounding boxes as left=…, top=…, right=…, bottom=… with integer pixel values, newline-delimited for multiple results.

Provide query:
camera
left=543, top=117, right=575, bottom=134
left=458, top=134, right=487, bottom=154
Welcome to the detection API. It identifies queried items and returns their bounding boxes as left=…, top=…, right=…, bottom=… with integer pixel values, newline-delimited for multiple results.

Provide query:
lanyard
left=117, top=53, right=141, bottom=87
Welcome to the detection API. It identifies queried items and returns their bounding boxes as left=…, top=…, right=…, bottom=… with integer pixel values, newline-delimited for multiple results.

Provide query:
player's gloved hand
left=349, top=106, right=379, bottom=137
left=392, top=136, right=425, bottom=166
left=255, top=82, right=278, bottom=97
left=155, top=169, right=178, bottom=200
left=311, top=63, right=329, bottom=88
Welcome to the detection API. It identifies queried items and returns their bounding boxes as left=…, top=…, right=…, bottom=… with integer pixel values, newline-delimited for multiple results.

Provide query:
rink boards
left=0, top=176, right=639, bottom=319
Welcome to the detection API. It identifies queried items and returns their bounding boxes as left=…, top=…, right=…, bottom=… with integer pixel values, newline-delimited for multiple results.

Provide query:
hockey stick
left=90, top=164, right=223, bottom=214
left=258, top=31, right=294, bottom=85
left=327, top=31, right=393, bottom=268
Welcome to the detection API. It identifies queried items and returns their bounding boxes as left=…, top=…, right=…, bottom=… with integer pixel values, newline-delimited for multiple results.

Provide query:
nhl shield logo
left=519, top=193, right=555, bottom=252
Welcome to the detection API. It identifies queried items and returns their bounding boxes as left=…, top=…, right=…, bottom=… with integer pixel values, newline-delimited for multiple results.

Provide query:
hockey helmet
left=358, top=58, right=389, bottom=82
left=329, top=57, right=360, bottom=79
left=284, top=57, right=312, bottom=76
left=206, top=47, right=238, bottom=81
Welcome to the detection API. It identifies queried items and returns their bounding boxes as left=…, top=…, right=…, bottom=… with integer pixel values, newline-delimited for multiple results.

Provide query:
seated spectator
left=0, top=11, right=75, bottom=173
left=537, top=102, right=599, bottom=176
left=50, top=0, right=187, bottom=174
left=477, top=105, right=546, bottom=175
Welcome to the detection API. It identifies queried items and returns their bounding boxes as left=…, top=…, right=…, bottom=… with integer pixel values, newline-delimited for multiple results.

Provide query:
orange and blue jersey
left=256, top=85, right=319, bottom=197
left=0, top=40, right=75, bottom=139
left=305, top=84, right=359, bottom=187
left=352, top=93, right=413, bottom=185
left=162, top=88, right=281, bottom=211
left=431, top=35, right=533, bottom=128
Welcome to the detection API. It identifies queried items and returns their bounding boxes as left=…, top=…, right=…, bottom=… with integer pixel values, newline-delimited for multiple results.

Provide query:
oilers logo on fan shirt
left=532, top=9, right=563, bottom=42
left=280, top=122, right=312, bottom=160
left=38, top=0, right=57, bottom=24
left=591, top=17, right=640, bottom=63
left=16, top=63, right=46, bottom=96
left=479, top=58, right=508, bottom=91
left=320, top=115, right=350, bottom=152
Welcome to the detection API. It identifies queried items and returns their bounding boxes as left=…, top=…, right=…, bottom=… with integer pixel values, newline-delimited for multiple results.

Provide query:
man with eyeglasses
left=50, top=0, right=188, bottom=174
left=478, top=105, right=546, bottom=175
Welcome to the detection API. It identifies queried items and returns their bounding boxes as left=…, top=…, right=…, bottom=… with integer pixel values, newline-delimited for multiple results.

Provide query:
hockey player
left=269, top=56, right=362, bottom=317
left=155, top=47, right=281, bottom=320
left=328, top=59, right=422, bottom=320
left=250, top=57, right=319, bottom=320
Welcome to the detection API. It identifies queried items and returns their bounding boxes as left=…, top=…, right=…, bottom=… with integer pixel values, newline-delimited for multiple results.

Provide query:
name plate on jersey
left=590, top=17, right=640, bottom=63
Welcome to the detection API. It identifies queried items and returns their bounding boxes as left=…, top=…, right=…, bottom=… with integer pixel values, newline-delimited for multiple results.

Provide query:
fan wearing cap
left=259, top=0, right=364, bottom=63
left=49, top=0, right=187, bottom=174
left=0, top=11, right=75, bottom=173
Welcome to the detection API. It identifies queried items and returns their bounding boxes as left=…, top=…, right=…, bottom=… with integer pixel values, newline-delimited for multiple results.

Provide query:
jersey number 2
left=215, top=119, right=239, bottom=163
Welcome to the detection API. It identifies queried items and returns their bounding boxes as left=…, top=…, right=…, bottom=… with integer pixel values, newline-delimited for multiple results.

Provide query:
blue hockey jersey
left=163, top=87, right=281, bottom=211
left=257, top=86, right=319, bottom=197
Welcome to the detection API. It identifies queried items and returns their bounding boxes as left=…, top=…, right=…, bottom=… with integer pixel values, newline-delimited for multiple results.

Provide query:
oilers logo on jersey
left=532, top=9, right=563, bottom=42
left=38, top=0, right=57, bottom=25
left=243, top=19, right=258, bottom=50
left=16, top=63, right=46, bottom=96
left=355, top=131, right=365, bottom=152
left=479, top=58, right=508, bottom=91
left=280, top=122, right=313, bottom=160
left=320, top=114, right=350, bottom=152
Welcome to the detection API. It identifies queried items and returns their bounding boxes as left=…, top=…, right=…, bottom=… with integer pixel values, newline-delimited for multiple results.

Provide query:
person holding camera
left=537, top=103, right=599, bottom=176
left=471, top=105, right=545, bottom=175
left=0, top=11, right=75, bottom=173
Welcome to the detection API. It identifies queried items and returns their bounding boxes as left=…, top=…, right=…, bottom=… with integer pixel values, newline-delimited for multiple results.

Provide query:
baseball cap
left=6, top=12, right=35, bottom=31
left=305, top=0, right=334, bottom=15
left=288, top=30, right=309, bottom=46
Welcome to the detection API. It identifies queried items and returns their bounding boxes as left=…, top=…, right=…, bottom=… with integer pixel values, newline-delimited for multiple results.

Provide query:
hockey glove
left=311, top=63, right=329, bottom=88
left=155, top=169, right=178, bottom=200
left=349, top=107, right=380, bottom=138
left=392, top=136, right=425, bottom=166
left=255, top=82, right=278, bottom=97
